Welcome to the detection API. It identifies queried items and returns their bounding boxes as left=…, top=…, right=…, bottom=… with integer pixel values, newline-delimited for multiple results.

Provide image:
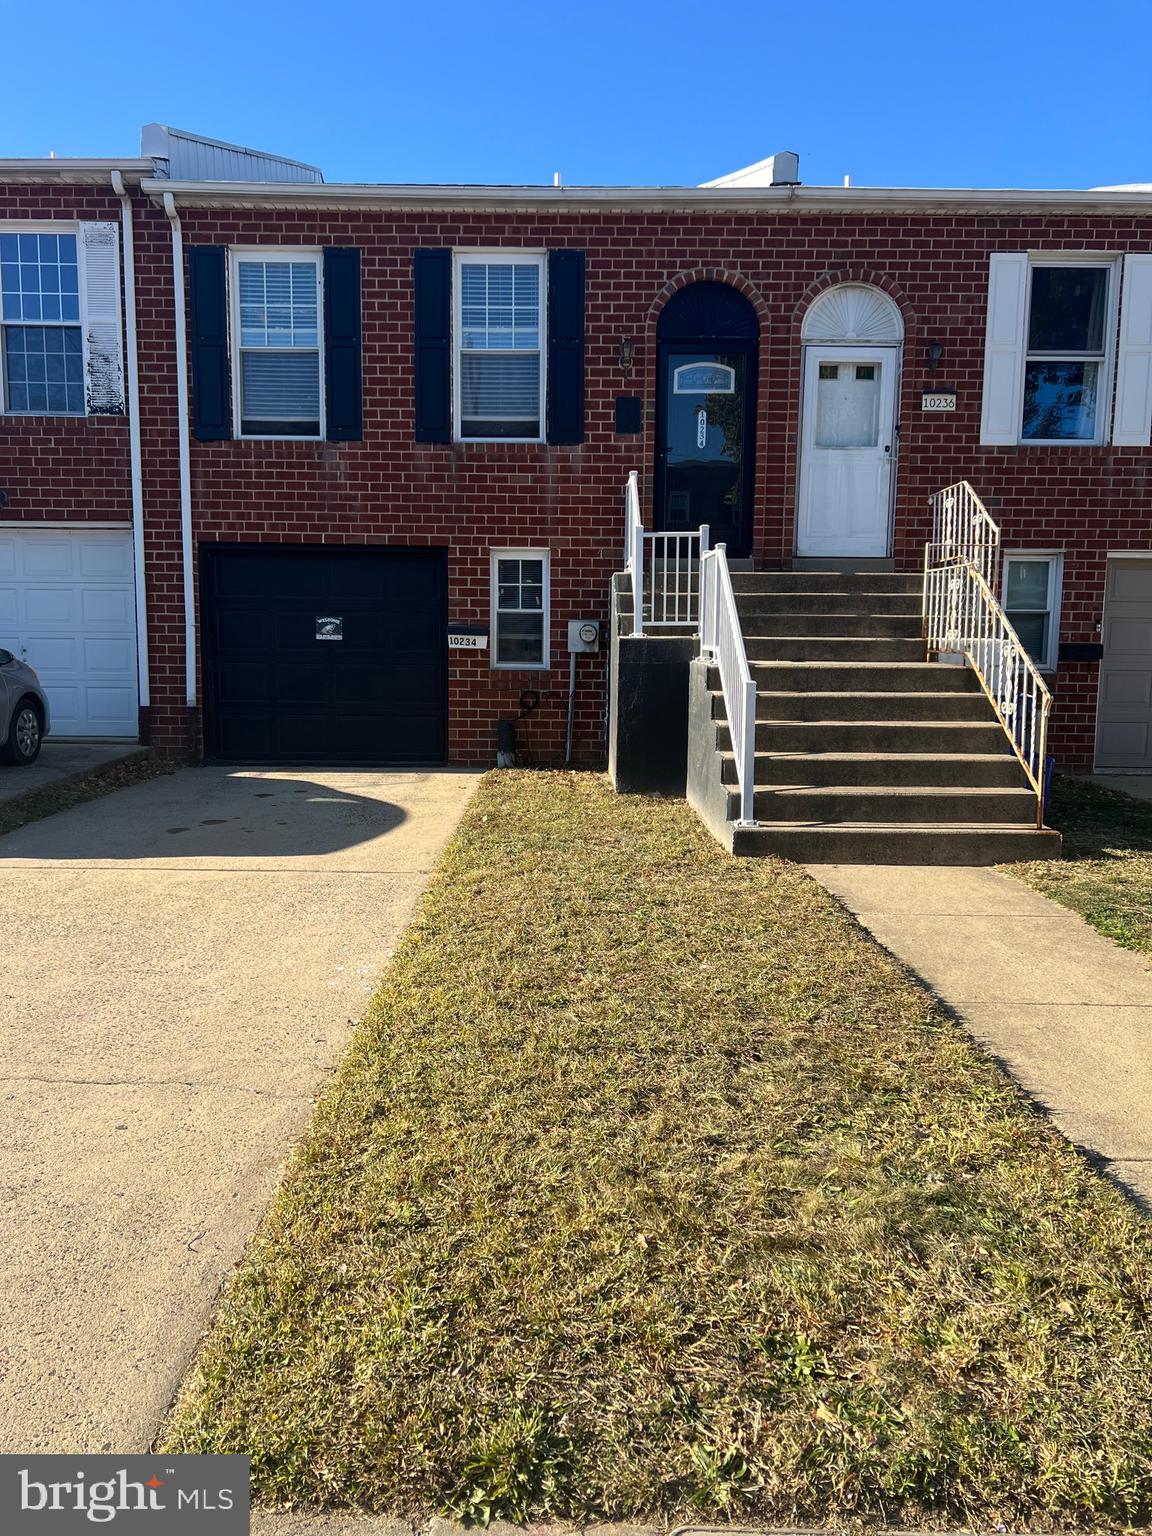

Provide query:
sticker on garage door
left=315, top=616, right=343, bottom=641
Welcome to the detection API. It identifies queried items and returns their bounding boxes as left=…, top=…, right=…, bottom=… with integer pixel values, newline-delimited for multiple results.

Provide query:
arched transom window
left=801, top=284, right=904, bottom=344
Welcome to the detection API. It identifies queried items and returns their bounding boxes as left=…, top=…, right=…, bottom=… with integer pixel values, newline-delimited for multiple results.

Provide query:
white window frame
left=1002, top=550, right=1064, bottom=672
left=1020, top=254, right=1120, bottom=447
left=0, top=220, right=85, bottom=417
left=229, top=247, right=325, bottom=441
left=453, top=249, right=547, bottom=445
left=490, top=547, right=550, bottom=670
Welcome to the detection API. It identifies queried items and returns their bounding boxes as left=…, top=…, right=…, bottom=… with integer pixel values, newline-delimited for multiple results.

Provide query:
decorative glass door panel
left=656, top=346, right=754, bottom=557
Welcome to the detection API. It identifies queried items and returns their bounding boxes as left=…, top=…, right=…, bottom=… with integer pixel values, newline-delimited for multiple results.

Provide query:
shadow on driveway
left=0, top=765, right=453, bottom=865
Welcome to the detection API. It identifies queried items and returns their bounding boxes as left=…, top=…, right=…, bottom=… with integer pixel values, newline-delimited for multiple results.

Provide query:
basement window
left=232, top=251, right=323, bottom=438
left=1003, top=553, right=1063, bottom=671
left=491, top=549, right=549, bottom=669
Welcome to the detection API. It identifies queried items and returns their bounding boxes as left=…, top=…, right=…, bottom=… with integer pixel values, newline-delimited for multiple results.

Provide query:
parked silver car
left=0, top=650, right=49, bottom=765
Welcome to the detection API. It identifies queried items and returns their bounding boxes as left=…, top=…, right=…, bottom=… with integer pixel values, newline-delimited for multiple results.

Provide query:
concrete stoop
left=690, top=570, right=1061, bottom=865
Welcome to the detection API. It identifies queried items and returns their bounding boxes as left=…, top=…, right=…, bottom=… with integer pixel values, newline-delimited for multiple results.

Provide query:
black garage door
left=201, top=545, right=447, bottom=764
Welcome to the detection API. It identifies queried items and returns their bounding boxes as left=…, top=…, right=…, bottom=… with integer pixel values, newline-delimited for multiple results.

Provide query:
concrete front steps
left=690, top=569, right=1061, bottom=865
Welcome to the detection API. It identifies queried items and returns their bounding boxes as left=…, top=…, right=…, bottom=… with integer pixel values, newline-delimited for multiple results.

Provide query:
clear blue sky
left=6, top=0, right=1151, bottom=190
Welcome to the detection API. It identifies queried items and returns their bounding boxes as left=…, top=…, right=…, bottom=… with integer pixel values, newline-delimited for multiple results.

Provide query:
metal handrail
left=923, top=484, right=1052, bottom=826
left=624, top=471, right=645, bottom=636
left=928, top=478, right=1001, bottom=588
left=699, top=542, right=757, bottom=827
left=623, top=471, right=709, bottom=634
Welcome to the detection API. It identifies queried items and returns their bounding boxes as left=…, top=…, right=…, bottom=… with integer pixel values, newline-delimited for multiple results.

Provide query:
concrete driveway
left=0, top=765, right=479, bottom=1454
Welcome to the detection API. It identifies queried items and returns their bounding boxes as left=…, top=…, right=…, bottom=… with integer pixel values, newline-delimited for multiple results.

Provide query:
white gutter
left=140, top=177, right=1152, bottom=215
left=162, top=190, right=197, bottom=710
left=0, top=159, right=154, bottom=184
left=110, top=171, right=149, bottom=711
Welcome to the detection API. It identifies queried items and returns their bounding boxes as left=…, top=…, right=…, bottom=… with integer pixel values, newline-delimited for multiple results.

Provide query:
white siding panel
left=78, top=222, right=125, bottom=416
left=980, top=253, right=1029, bottom=445
left=1113, top=254, right=1152, bottom=447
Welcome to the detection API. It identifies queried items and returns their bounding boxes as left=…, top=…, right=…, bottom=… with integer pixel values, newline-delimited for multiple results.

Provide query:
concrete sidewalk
left=0, top=764, right=479, bottom=1455
left=811, top=863, right=1152, bottom=1207
left=0, top=739, right=147, bottom=804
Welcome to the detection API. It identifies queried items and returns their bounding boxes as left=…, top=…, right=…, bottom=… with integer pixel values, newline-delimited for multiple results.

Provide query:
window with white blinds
left=231, top=253, right=322, bottom=437
left=455, top=254, right=545, bottom=440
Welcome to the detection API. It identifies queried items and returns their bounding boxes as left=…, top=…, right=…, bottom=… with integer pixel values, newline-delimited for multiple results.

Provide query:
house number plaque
left=696, top=408, right=707, bottom=448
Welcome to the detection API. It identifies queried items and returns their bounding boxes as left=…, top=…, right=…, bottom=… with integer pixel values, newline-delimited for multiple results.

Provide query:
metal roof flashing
left=139, top=125, right=323, bottom=184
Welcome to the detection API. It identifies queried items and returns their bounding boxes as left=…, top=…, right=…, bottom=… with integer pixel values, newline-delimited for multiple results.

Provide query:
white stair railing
left=699, top=543, right=757, bottom=827
left=927, top=478, right=1001, bottom=587
left=923, top=482, right=1051, bottom=826
left=623, top=470, right=709, bottom=634
left=624, top=470, right=646, bottom=636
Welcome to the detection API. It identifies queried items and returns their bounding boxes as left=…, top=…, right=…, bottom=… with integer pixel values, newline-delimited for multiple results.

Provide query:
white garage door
left=0, top=527, right=139, bottom=738
left=1096, top=558, right=1152, bottom=770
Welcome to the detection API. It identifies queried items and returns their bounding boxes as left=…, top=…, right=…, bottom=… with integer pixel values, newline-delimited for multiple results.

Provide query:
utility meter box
left=567, top=619, right=601, bottom=654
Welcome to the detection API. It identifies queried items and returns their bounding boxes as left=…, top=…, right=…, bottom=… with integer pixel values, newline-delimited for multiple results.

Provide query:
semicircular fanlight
left=657, top=282, right=759, bottom=341
left=801, top=284, right=904, bottom=343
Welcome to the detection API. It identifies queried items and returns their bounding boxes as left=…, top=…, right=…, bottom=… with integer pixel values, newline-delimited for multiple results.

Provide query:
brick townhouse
left=2, top=128, right=1151, bottom=810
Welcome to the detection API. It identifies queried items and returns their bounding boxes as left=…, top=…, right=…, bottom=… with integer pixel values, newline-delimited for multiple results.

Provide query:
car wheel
left=2, top=700, right=43, bottom=765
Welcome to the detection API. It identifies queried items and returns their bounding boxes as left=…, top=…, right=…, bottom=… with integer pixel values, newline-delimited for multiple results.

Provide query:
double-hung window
left=232, top=251, right=322, bottom=437
left=491, top=549, right=549, bottom=668
left=455, top=254, right=545, bottom=440
left=1003, top=553, right=1063, bottom=671
left=0, top=232, right=83, bottom=415
left=1022, top=263, right=1113, bottom=441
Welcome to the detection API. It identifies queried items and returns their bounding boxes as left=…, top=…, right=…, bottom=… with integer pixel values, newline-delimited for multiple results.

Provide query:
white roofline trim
left=0, top=159, right=155, bottom=179
left=139, top=178, right=1152, bottom=213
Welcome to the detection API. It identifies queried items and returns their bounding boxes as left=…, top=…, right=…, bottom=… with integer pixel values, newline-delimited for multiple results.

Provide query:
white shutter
left=1113, top=254, right=1152, bottom=447
left=77, top=221, right=125, bottom=415
left=979, top=253, right=1029, bottom=446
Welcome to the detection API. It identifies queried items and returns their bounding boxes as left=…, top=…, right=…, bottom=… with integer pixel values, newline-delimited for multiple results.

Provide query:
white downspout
left=162, top=191, right=197, bottom=710
left=110, top=171, right=149, bottom=711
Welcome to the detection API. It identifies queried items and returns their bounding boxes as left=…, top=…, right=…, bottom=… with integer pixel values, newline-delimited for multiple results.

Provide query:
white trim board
left=141, top=179, right=1152, bottom=215
left=0, top=520, right=131, bottom=529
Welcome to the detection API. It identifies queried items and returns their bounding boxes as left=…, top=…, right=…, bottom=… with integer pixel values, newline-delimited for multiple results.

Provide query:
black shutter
left=188, top=246, right=231, bottom=441
left=324, top=248, right=362, bottom=441
left=413, top=249, right=451, bottom=442
left=546, top=250, right=585, bottom=445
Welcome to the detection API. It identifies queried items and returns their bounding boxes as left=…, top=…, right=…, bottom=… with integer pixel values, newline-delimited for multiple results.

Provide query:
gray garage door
left=1096, top=559, right=1152, bottom=769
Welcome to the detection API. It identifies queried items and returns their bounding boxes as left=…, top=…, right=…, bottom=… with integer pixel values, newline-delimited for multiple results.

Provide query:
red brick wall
left=6, top=187, right=1152, bottom=768
left=0, top=184, right=131, bottom=522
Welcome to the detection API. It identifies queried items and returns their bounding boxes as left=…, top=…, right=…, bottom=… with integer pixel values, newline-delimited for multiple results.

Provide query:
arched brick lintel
left=646, top=269, right=771, bottom=334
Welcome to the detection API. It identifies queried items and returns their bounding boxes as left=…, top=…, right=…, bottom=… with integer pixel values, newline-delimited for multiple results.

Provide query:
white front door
left=0, top=527, right=139, bottom=736
left=797, top=345, right=898, bottom=557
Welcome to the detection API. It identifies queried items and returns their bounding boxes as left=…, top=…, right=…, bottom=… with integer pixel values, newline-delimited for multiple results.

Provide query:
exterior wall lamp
left=925, top=339, right=944, bottom=374
left=618, top=336, right=635, bottom=373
